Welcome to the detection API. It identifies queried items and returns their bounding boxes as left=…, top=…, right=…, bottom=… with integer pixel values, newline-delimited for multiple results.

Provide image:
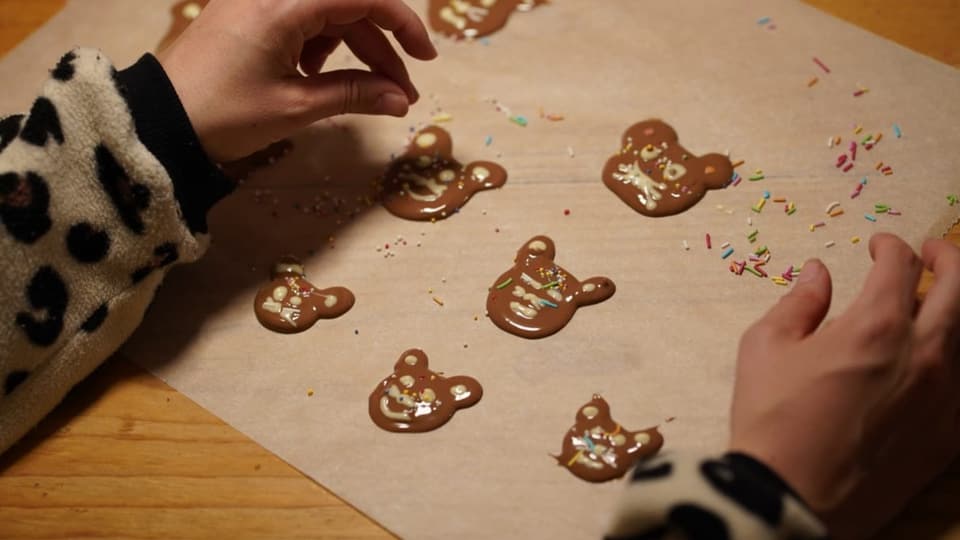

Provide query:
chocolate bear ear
left=577, top=395, right=612, bottom=423
left=406, top=126, right=454, bottom=157
left=623, top=119, right=678, bottom=146
left=516, top=235, right=556, bottom=262
left=444, top=375, right=483, bottom=407
left=394, top=349, right=429, bottom=372
left=574, top=277, right=616, bottom=306
left=698, top=153, right=734, bottom=190
left=464, top=161, right=508, bottom=192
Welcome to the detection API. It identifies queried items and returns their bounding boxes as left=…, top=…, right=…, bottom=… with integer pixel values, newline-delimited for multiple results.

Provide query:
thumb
left=287, top=69, right=410, bottom=122
left=756, top=259, right=833, bottom=341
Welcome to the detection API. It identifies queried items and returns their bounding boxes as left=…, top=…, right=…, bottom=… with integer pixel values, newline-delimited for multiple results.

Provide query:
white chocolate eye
left=182, top=3, right=202, bottom=19
left=582, top=283, right=596, bottom=293
left=272, top=286, right=288, bottom=302
left=438, top=169, right=456, bottom=182
left=399, top=375, right=415, bottom=388
left=323, top=295, right=337, bottom=308
left=471, top=166, right=490, bottom=181
left=416, top=132, right=437, bottom=148
left=662, top=163, right=687, bottom=181
left=404, top=355, right=419, bottom=366
left=611, top=434, right=627, bottom=446
left=450, top=384, right=468, bottom=396
left=581, top=406, right=599, bottom=419
left=640, top=144, right=662, bottom=162
left=421, top=388, right=436, bottom=402
left=635, top=432, right=651, bottom=445
left=528, top=240, right=547, bottom=252
left=289, top=296, right=302, bottom=306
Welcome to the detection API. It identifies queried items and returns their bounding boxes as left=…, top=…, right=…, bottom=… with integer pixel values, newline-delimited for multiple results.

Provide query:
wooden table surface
left=0, top=1, right=958, bottom=538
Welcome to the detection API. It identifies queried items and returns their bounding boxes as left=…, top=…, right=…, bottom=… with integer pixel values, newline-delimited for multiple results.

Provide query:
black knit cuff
left=724, top=452, right=812, bottom=509
left=114, top=54, right=233, bottom=235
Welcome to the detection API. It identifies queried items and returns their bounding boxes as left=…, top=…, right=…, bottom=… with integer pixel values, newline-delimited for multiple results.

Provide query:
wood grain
left=0, top=0, right=957, bottom=538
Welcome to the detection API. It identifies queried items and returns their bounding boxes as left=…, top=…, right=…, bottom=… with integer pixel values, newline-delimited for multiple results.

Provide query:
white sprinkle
left=825, top=201, right=841, bottom=214
left=824, top=240, right=836, bottom=248
left=828, top=136, right=834, bottom=148
left=682, top=240, right=690, bottom=251
left=747, top=217, right=753, bottom=226
left=720, top=241, right=731, bottom=249
left=567, top=146, right=575, bottom=158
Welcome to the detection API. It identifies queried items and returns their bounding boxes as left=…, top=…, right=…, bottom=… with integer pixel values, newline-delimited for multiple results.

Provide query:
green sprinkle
left=755, top=245, right=768, bottom=256
left=509, top=115, right=528, bottom=127
left=749, top=174, right=765, bottom=181
left=747, top=229, right=759, bottom=239
left=496, top=277, right=513, bottom=289
left=744, top=266, right=763, bottom=277
left=541, top=280, right=560, bottom=289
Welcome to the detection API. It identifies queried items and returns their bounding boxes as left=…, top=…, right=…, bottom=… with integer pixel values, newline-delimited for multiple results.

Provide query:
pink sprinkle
left=836, top=154, right=848, bottom=167
left=853, top=89, right=866, bottom=97
left=842, top=162, right=854, bottom=172
left=849, top=141, right=857, bottom=161
left=888, top=210, right=902, bottom=216
left=781, top=272, right=794, bottom=282
left=813, top=57, right=831, bottom=73
left=705, top=233, right=712, bottom=249
left=754, top=265, right=769, bottom=278
left=736, top=261, right=746, bottom=275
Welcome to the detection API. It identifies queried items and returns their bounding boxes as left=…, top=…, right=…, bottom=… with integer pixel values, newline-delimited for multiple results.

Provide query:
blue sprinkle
left=763, top=190, right=771, bottom=199
left=757, top=16, right=771, bottom=25
left=865, top=213, right=877, bottom=222
left=480, top=37, right=491, bottom=46
left=893, top=123, right=902, bottom=138
left=485, top=135, right=493, bottom=146
left=540, top=299, right=559, bottom=308
left=860, top=177, right=868, bottom=185
left=721, top=247, right=735, bottom=259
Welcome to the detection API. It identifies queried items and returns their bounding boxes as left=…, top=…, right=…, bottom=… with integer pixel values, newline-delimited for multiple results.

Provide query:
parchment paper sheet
left=2, top=1, right=958, bottom=538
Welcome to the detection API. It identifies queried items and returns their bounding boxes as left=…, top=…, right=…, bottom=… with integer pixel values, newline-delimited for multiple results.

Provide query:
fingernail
left=376, top=93, right=409, bottom=117
left=799, top=259, right=821, bottom=283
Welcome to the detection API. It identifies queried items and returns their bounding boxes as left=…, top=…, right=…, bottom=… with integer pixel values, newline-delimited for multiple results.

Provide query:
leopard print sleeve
left=0, top=49, right=233, bottom=453
left=605, top=451, right=829, bottom=539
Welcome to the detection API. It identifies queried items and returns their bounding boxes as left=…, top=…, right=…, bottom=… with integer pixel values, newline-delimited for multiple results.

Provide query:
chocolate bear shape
left=428, top=0, right=546, bottom=40
left=382, top=126, right=507, bottom=221
left=602, top=120, right=732, bottom=217
left=369, top=349, right=483, bottom=432
left=553, top=395, right=664, bottom=483
left=253, top=257, right=355, bottom=334
left=486, top=236, right=615, bottom=339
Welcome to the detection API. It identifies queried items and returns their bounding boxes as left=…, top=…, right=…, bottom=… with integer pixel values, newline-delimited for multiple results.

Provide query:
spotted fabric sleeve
left=0, top=49, right=233, bottom=453
left=605, top=452, right=829, bottom=540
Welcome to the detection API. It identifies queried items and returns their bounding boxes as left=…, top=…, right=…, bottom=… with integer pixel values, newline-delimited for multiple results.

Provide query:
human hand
left=156, top=0, right=437, bottom=162
left=729, top=233, right=960, bottom=538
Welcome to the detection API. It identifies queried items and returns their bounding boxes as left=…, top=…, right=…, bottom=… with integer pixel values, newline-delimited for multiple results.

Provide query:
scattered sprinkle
left=864, top=214, right=877, bottom=222
left=705, top=233, right=712, bottom=249
left=842, top=162, right=854, bottom=172
left=720, top=241, right=731, bottom=249
left=813, top=57, right=831, bottom=73
left=807, top=76, right=819, bottom=87
left=825, top=201, right=841, bottom=214
left=851, top=236, right=861, bottom=244
left=824, top=240, right=836, bottom=248
left=762, top=190, right=771, bottom=199
left=432, top=296, right=445, bottom=306
left=829, top=208, right=844, bottom=218
left=432, top=112, right=453, bottom=123
left=772, top=276, right=789, bottom=286
left=540, top=299, right=559, bottom=308
left=854, top=125, right=863, bottom=135
left=749, top=172, right=765, bottom=181
left=893, top=124, right=902, bottom=138
left=731, top=159, right=745, bottom=169
left=563, top=208, right=571, bottom=216
left=509, top=115, right=528, bottom=127
left=948, top=194, right=959, bottom=206
left=496, top=277, right=513, bottom=289
left=757, top=16, right=771, bottom=25
left=567, top=146, right=575, bottom=158
left=721, top=247, right=735, bottom=259
left=485, top=135, right=493, bottom=146
left=307, top=388, right=314, bottom=396
left=874, top=203, right=890, bottom=214
left=853, top=88, right=869, bottom=97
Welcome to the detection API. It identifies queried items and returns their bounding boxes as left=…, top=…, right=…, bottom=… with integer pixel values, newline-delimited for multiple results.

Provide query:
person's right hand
left=157, top=0, right=437, bottom=163
left=729, top=233, right=960, bottom=538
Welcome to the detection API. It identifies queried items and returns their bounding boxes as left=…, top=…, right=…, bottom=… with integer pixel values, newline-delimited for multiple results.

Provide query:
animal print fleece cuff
left=605, top=451, right=828, bottom=539
left=114, top=53, right=234, bottom=236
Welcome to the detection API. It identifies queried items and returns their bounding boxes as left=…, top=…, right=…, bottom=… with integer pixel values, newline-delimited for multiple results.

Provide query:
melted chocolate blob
left=428, top=0, right=546, bottom=40
left=382, top=126, right=506, bottom=221
left=486, top=236, right=614, bottom=339
left=553, top=395, right=664, bottom=483
left=253, top=256, right=355, bottom=334
left=369, top=349, right=483, bottom=432
left=602, top=120, right=732, bottom=217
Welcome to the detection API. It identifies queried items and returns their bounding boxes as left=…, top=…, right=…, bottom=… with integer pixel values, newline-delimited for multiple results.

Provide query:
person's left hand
left=157, top=0, right=437, bottom=162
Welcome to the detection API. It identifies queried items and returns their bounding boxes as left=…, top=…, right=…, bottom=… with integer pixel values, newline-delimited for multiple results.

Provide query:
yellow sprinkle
left=854, top=125, right=863, bottom=134
left=851, top=236, right=861, bottom=244
left=431, top=112, right=453, bottom=123
left=567, top=449, right=585, bottom=467
left=829, top=209, right=845, bottom=218
left=307, top=389, right=314, bottom=397
left=432, top=296, right=444, bottom=306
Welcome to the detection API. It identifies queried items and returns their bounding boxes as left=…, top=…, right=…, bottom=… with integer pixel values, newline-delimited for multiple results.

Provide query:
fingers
left=342, top=19, right=418, bottom=101
left=287, top=69, right=410, bottom=123
left=848, top=233, right=923, bottom=317
left=751, top=258, right=833, bottom=342
left=294, top=0, right=437, bottom=61
left=300, top=36, right=343, bottom=75
left=916, top=239, right=960, bottom=341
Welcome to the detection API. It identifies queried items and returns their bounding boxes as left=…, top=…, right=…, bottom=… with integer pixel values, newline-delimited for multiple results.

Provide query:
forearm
left=0, top=49, right=232, bottom=453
